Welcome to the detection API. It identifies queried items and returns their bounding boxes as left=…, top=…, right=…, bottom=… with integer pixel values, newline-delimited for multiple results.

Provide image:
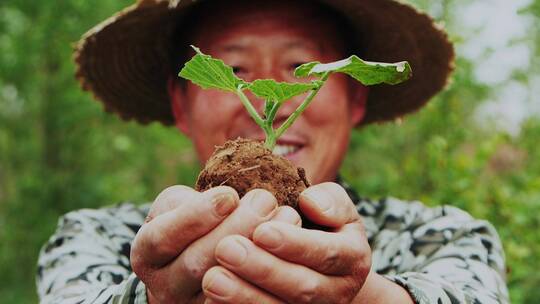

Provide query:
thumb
left=298, top=182, right=359, bottom=229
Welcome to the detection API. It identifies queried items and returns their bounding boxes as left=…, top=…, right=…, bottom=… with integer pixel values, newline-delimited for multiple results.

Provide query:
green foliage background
left=0, top=0, right=539, bottom=303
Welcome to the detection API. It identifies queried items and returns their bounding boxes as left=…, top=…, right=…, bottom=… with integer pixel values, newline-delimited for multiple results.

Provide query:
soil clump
left=196, top=138, right=310, bottom=208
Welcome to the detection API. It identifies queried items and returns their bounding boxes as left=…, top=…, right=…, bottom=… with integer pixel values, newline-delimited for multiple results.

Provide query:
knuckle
left=353, top=260, right=370, bottom=283
left=348, top=242, right=363, bottom=261
left=348, top=260, right=370, bottom=290
left=180, top=251, right=209, bottom=281
left=348, top=233, right=367, bottom=256
left=254, top=261, right=275, bottom=284
left=146, top=226, right=176, bottom=258
left=180, top=213, right=207, bottom=234
left=130, top=238, right=155, bottom=284
left=130, top=227, right=159, bottom=267
left=348, top=242, right=370, bottom=278
left=294, top=278, right=321, bottom=304
left=319, top=245, right=342, bottom=273
left=339, top=276, right=363, bottom=302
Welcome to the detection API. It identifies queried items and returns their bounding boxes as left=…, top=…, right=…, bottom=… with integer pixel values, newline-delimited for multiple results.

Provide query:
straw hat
left=74, top=0, right=454, bottom=126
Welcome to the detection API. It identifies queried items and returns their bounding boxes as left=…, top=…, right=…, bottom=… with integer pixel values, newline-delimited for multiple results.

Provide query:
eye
left=232, top=66, right=247, bottom=75
left=288, top=62, right=307, bottom=75
left=289, top=62, right=305, bottom=70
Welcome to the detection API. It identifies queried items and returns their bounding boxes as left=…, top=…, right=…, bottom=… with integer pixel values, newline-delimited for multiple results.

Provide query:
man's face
left=170, top=1, right=368, bottom=185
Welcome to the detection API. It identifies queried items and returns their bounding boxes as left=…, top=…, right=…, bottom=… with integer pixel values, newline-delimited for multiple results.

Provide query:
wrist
left=353, top=270, right=414, bottom=304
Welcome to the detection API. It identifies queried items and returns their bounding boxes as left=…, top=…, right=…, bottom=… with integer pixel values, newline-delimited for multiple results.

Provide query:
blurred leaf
left=179, top=46, right=246, bottom=92
left=246, top=79, right=319, bottom=103
left=295, top=55, right=412, bottom=85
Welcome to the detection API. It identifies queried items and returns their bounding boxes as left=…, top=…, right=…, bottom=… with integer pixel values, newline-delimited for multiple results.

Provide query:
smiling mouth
left=272, top=144, right=302, bottom=157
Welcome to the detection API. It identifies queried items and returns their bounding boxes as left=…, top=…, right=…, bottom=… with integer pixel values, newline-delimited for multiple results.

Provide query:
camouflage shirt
left=37, top=183, right=509, bottom=303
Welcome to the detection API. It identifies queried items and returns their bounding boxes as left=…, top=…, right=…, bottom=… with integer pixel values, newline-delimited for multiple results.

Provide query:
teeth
left=272, top=144, right=300, bottom=156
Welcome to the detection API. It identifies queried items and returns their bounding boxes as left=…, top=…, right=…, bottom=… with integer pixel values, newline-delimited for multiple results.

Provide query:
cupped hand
left=202, top=182, right=372, bottom=304
left=130, top=185, right=301, bottom=304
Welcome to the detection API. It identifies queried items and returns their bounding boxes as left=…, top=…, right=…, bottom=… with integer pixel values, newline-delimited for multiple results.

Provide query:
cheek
left=188, top=90, right=240, bottom=133
left=186, top=89, right=243, bottom=162
left=304, top=77, right=351, bottom=126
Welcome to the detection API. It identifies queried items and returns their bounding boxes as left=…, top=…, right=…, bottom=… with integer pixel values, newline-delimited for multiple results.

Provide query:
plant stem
left=264, top=129, right=276, bottom=148
left=237, top=87, right=279, bottom=149
left=263, top=101, right=286, bottom=149
left=267, top=102, right=280, bottom=129
left=236, top=86, right=265, bottom=127
left=275, top=73, right=330, bottom=139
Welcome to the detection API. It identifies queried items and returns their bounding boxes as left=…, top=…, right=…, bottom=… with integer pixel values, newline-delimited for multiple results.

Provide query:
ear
left=349, top=84, right=369, bottom=126
left=168, top=78, right=191, bottom=136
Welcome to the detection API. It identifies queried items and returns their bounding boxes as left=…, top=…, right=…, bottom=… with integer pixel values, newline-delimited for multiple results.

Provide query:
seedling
left=179, top=46, right=412, bottom=150
left=179, top=45, right=412, bottom=208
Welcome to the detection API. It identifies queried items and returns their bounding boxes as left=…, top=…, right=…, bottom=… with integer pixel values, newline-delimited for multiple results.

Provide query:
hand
left=130, top=185, right=301, bottom=303
left=201, top=182, right=372, bottom=304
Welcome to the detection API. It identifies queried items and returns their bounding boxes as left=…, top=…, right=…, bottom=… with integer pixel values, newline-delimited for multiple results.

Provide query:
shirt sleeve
left=36, top=204, right=149, bottom=304
left=357, top=197, right=509, bottom=304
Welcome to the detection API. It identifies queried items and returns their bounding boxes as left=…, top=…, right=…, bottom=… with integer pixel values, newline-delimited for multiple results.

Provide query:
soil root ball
left=195, top=138, right=310, bottom=208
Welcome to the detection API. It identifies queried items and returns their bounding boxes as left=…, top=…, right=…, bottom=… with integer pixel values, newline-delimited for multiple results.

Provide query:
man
left=37, top=0, right=509, bottom=303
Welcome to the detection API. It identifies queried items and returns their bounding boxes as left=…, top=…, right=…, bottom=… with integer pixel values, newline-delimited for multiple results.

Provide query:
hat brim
left=75, top=0, right=454, bottom=126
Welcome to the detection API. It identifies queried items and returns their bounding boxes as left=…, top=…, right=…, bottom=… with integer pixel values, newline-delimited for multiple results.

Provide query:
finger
left=146, top=185, right=198, bottom=222
left=164, top=189, right=278, bottom=296
left=252, top=221, right=370, bottom=275
left=215, top=235, right=358, bottom=304
left=131, top=186, right=239, bottom=268
left=202, top=266, right=284, bottom=304
left=299, top=182, right=359, bottom=228
left=271, top=206, right=302, bottom=226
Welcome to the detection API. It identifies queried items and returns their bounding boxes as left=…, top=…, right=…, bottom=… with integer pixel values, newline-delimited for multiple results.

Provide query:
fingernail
left=255, top=225, right=282, bottom=249
left=216, top=238, right=248, bottom=266
left=213, top=193, right=236, bottom=217
left=205, top=270, right=235, bottom=297
left=249, top=190, right=277, bottom=216
left=303, top=189, right=332, bottom=212
left=272, top=206, right=300, bottom=225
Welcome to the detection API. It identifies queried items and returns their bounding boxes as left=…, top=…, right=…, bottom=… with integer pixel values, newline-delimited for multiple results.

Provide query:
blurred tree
left=0, top=0, right=539, bottom=303
left=0, top=1, right=198, bottom=301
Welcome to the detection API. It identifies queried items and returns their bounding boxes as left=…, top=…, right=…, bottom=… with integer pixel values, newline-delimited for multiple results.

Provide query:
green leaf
left=178, top=46, right=246, bottom=92
left=246, top=79, right=319, bottom=103
left=295, top=55, right=412, bottom=85
left=293, top=62, right=319, bottom=78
